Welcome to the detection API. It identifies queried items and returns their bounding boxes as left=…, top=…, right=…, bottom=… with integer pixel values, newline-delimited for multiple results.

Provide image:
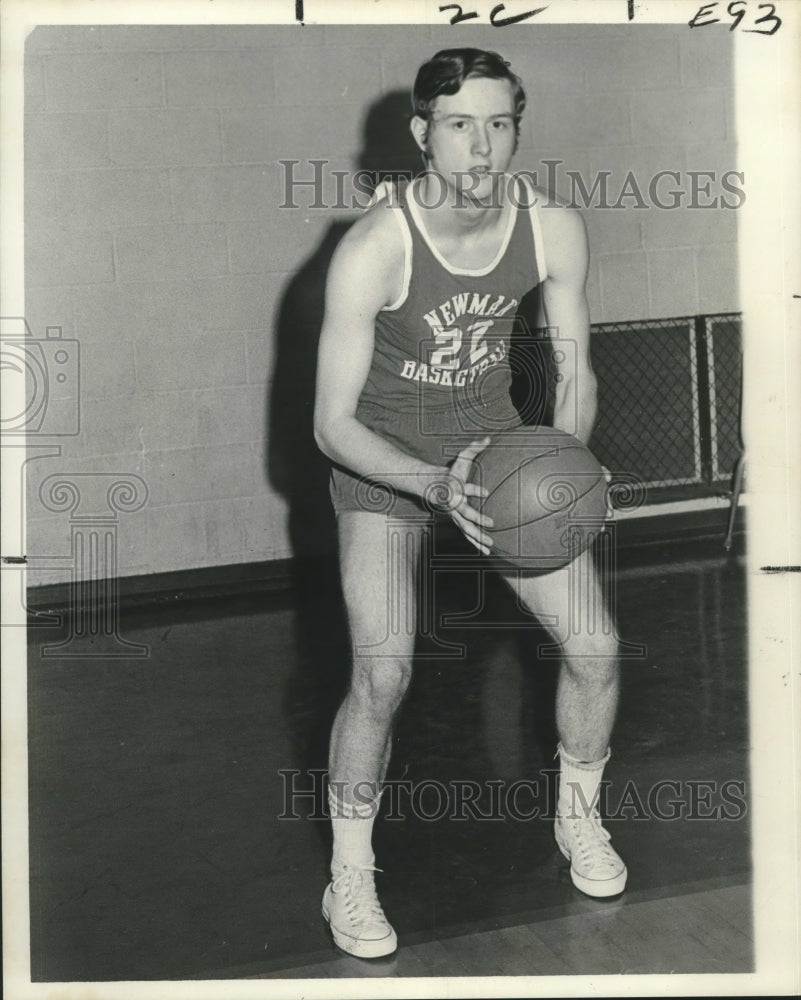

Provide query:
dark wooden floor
left=27, top=534, right=751, bottom=981
left=254, top=881, right=751, bottom=979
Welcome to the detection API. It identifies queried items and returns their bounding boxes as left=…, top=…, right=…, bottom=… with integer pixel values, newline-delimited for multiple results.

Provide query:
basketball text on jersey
left=399, top=292, right=518, bottom=388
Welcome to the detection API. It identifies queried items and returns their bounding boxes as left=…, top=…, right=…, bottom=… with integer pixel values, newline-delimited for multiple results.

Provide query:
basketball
left=469, top=426, right=608, bottom=570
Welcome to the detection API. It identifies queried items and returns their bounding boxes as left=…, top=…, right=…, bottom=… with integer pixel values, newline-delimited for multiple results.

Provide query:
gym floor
left=27, top=525, right=750, bottom=982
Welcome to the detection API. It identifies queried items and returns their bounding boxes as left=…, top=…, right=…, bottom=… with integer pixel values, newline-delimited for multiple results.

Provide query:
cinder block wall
left=23, top=24, right=738, bottom=584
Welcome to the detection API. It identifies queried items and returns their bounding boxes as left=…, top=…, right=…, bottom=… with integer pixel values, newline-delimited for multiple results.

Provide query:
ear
left=409, top=115, right=428, bottom=154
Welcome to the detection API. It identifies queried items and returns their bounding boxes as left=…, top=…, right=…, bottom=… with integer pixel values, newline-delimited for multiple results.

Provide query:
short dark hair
left=412, top=48, right=526, bottom=139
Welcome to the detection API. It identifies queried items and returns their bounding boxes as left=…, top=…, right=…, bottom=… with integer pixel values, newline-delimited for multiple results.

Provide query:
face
left=412, top=76, right=518, bottom=204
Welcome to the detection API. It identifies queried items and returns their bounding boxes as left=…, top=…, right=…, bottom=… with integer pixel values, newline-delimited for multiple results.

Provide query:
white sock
left=557, top=743, right=611, bottom=820
left=329, top=785, right=381, bottom=874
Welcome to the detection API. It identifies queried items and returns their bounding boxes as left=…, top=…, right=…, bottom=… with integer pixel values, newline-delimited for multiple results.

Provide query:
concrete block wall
left=23, top=24, right=738, bottom=584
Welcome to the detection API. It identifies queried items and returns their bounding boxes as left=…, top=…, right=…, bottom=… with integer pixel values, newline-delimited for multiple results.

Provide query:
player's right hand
left=432, top=437, right=495, bottom=555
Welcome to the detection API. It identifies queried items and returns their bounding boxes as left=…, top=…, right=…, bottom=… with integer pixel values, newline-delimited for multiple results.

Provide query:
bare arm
left=539, top=206, right=597, bottom=443
left=313, top=211, right=436, bottom=495
left=313, top=208, right=493, bottom=549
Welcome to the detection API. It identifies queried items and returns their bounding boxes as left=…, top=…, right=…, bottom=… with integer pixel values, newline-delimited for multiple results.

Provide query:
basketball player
left=314, top=48, right=625, bottom=959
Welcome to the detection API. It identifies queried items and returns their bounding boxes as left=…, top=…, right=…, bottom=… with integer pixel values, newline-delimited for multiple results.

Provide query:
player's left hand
left=444, top=437, right=495, bottom=554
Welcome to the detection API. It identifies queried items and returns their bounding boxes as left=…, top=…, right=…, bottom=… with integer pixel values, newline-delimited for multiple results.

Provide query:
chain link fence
left=510, top=312, right=743, bottom=505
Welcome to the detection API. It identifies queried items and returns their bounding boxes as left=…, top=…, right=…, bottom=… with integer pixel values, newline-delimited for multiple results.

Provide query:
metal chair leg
left=724, top=451, right=745, bottom=551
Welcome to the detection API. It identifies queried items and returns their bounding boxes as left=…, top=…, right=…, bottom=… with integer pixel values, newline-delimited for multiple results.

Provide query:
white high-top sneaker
left=321, top=864, right=397, bottom=958
left=555, top=809, right=627, bottom=897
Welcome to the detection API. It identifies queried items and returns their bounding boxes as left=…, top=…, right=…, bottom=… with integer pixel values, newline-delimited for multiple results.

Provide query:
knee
left=350, top=658, right=412, bottom=717
left=560, top=631, right=619, bottom=686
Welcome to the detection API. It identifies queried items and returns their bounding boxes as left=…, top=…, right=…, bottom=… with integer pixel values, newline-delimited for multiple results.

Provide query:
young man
left=314, top=48, right=625, bottom=959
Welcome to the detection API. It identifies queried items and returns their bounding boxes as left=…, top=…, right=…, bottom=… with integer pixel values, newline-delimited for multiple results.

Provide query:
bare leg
left=323, top=510, right=427, bottom=958
left=501, top=546, right=626, bottom=897
left=329, top=511, right=425, bottom=805
left=502, top=545, right=619, bottom=761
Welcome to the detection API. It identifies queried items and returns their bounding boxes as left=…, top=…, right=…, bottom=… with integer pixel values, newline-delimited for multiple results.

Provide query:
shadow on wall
left=267, top=90, right=423, bottom=562
left=269, top=91, right=423, bottom=801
